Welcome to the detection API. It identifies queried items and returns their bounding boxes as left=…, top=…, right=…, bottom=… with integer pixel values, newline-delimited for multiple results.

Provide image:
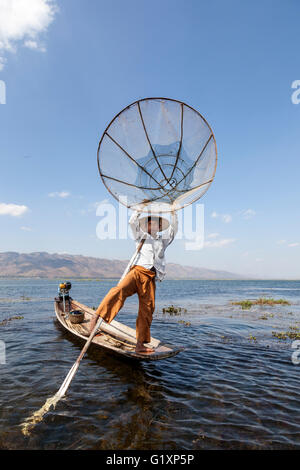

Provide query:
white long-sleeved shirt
left=129, top=211, right=178, bottom=281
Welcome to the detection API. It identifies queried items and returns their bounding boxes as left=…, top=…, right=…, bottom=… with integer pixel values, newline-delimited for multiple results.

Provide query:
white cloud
left=48, top=191, right=70, bottom=198
left=0, top=56, right=5, bottom=70
left=255, top=258, right=263, bottom=262
left=0, top=202, right=29, bottom=216
left=93, top=200, right=109, bottom=208
left=79, top=201, right=110, bottom=216
left=23, top=39, right=46, bottom=52
left=204, top=238, right=236, bottom=248
left=241, top=209, right=256, bottom=219
left=222, top=214, right=232, bottom=223
left=0, top=0, right=58, bottom=68
left=276, top=240, right=300, bottom=248
left=212, top=209, right=255, bottom=223
left=21, top=226, right=32, bottom=231
left=207, top=232, right=220, bottom=239
left=277, top=240, right=299, bottom=248
left=79, top=201, right=112, bottom=215
left=210, top=211, right=232, bottom=223
left=204, top=232, right=236, bottom=248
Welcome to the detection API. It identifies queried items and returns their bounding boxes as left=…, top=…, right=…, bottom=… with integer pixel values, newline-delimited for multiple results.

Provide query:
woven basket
left=69, top=310, right=84, bottom=324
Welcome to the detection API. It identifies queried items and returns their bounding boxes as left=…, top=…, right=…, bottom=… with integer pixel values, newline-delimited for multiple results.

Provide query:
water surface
left=0, top=279, right=299, bottom=449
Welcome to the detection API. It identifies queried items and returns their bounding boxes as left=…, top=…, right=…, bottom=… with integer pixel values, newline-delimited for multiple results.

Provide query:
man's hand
left=134, top=203, right=147, bottom=212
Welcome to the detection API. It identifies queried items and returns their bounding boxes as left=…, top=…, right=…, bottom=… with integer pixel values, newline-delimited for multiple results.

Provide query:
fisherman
left=89, top=210, right=178, bottom=354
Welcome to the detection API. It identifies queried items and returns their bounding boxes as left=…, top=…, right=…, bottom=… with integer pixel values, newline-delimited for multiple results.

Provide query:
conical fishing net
left=97, top=98, right=217, bottom=213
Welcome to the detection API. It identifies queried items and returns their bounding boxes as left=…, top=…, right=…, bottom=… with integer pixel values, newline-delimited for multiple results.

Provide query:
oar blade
left=20, top=392, right=61, bottom=436
left=20, top=362, right=78, bottom=436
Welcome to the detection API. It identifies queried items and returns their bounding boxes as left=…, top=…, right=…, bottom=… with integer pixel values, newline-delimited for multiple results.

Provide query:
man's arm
left=129, top=210, right=144, bottom=241
left=163, top=211, right=178, bottom=247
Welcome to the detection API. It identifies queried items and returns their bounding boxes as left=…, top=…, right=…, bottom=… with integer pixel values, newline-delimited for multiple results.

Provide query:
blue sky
left=0, top=0, right=299, bottom=278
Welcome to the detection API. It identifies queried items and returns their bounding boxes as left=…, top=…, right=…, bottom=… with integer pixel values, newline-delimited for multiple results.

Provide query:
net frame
left=97, top=97, right=217, bottom=213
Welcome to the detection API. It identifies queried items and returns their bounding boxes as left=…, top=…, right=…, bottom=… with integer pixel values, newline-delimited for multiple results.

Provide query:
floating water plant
left=256, top=298, right=290, bottom=306
left=232, top=298, right=290, bottom=309
left=272, top=330, right=300, bottom=340
left=162, top=305, right=187, bottom=316
left=0, top=315, right=24, bottom=326
left=232, top=300, right=252, bottom=310
left=178, top=320, right=191, bottom=326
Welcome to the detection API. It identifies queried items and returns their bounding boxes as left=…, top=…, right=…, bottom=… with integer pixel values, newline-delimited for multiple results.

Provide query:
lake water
left=0, top=278, right=299, bottom=449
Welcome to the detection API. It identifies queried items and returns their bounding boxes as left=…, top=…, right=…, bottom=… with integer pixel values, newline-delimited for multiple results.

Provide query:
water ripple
left=0, top=279, right=300, bottom=449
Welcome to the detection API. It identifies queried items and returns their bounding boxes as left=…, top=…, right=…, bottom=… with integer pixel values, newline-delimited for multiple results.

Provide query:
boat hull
left=54, top=298, right=183, bottom=362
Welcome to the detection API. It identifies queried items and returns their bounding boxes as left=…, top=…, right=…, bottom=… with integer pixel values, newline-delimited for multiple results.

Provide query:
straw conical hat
left=139, top=215, right=169, bottom=233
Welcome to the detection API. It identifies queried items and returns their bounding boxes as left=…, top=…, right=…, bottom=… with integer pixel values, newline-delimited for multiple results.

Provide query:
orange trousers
left=95, top=265, right=156, bottom=344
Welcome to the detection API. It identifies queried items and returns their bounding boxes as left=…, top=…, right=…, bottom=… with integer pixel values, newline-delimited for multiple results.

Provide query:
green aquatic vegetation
left=259, top=313, right=274, bottom=320
left=0, top=298, right=14, bottom=303
left=272, top=330, right=300, bottom=340
left=0, top=315, right=24, bottom=326
left=272, top=331, right=287, bottom=340
left=20, top=295, right=32, bottom=301
left=178, top=320, right=191, bottom=327
left=249, top=335, right=257, bottom=341
left=232, top=300, right=252, bottom=310
left=232, top=297, right=290, bottom=309
left=221, top=335, right=231, bottom=343
left=256, top=297, right=290, bottom=306
left=162, top=305, right=187, bottom=316
left=288, top=332, right=300, bottom=339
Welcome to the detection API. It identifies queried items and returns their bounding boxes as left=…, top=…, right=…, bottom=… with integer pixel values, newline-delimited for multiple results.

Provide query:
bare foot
left=135, top=342, right=155, bottom=354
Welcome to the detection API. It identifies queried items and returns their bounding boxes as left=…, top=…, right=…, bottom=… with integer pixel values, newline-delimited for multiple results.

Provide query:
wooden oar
left=21, top=236, right=146, bottom=435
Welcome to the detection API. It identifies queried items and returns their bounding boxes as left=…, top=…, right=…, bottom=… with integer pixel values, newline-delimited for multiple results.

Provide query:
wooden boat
left=54, top=297, right=183, bottom=362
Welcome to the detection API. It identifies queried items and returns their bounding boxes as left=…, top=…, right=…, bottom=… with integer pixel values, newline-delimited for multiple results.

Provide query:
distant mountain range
left=0, top=252, right=246, bottom=280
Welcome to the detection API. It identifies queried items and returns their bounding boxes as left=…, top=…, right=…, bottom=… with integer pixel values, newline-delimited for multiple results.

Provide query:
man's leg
left=135, top=267, right=156, bottom=353
left=94, top=268, right=137, bottom=323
